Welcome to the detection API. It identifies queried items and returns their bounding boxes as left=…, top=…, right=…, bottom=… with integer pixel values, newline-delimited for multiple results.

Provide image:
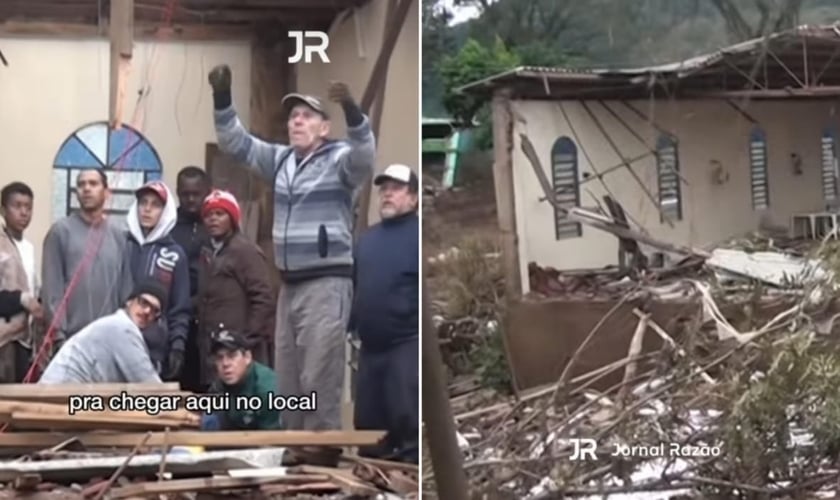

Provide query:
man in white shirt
left=0, top=182, right=42, bottom=382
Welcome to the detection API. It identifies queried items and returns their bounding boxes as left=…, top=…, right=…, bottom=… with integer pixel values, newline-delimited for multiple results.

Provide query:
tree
left=439, top=37, right=519, bottom=124
left=705, top=0, right=805, bottom=41
left=453, top=0, right=592, bottom=66
left=423, top=0, right=455, bottom=117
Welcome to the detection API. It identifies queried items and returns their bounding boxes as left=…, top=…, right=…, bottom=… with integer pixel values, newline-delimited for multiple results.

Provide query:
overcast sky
left=441, top=0, right=482, bottom=25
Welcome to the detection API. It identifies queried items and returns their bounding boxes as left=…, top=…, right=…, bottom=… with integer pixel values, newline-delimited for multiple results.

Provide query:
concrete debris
left=706, top=248, right=834, bottom=288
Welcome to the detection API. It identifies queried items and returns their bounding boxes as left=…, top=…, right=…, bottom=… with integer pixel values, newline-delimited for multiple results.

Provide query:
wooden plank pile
left=0, top=383, right=418, bottom=498
left=99, top=458, right=419, bottom=499
left=0, top=383, right=196, bottom=432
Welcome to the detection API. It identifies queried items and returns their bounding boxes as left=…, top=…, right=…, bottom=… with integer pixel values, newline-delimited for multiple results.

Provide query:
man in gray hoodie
left=40, top=169, right=134, bottom=351
left=208, top=65, right=375, bottom=430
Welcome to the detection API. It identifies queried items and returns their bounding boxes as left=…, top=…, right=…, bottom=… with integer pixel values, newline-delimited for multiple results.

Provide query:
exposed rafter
left=0, top=0, right=369, bottom=37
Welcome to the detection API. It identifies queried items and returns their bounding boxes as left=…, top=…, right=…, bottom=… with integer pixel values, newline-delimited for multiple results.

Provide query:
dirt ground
left=422, top=155, right=499, bottom=260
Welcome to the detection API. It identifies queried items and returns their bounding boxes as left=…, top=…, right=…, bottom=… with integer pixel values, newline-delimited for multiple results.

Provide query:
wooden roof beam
left=0, top=20, right=255, bottom=39
left=109, top=0, right=133, bottom=128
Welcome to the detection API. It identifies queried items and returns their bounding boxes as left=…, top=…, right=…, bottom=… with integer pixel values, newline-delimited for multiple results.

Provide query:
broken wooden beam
left=341, top=454, right=418, bottom=474
left=567, top=207, right=710, bottom=258
left=110, top=474, right=326, bottom=499
left=261, top=481, right=340, bottom=495
left=108, top=0, right=134, bottom=128
left=0, top=383, right=179, bottom=398
left=290, top=465, right=381, bottom=496
left=0, top=430, right=386, bottom=448
left=0, top=400, right=197, bottom=426
left=9, top=412, right=193, bottom=432
left=421, top=277, right=471, bottom=500
left=518, top=131, right=709, bottom=259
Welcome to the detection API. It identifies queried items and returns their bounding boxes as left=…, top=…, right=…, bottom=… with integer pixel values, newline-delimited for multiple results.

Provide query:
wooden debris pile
left=0, top=383, right=418, bottom=499
left=0, top=383, right=194, bottom=444
left=448, top=273, right=840, bottom=499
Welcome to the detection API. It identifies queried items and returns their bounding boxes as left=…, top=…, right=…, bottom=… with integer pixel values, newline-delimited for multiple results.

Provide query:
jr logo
left=288, top=31, right=330, bottom=64
left=570, top=438, right=598, bottom=461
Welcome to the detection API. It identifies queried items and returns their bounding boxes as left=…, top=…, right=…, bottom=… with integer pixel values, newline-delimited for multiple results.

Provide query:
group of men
left=0, top=65, right=419, bottom=463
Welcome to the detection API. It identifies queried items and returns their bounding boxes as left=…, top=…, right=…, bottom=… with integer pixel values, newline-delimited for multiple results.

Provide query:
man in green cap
left=201, top=326, right=282, bottom=431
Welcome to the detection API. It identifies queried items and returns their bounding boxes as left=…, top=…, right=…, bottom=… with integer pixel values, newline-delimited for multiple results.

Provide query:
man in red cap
left=126, top=181, right=191, bottom=381
left=207, top=64, right=375, bottom=430
left=195, top=190, right=275, bottom=391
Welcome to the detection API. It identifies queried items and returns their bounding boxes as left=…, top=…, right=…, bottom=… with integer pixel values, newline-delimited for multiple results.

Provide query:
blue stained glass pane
left=146, top=171, right=162, bottom=181
left=54, top=137, right=103, bottom=168
left=108, top=127, right=142, bottom=166
left=121, top=141, right=162, bottom=171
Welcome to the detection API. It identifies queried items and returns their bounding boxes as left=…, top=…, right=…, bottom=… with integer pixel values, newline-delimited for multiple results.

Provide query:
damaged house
left=450, top=25, right=840, bottom=498
left=458, top=24, right=840, bottom=394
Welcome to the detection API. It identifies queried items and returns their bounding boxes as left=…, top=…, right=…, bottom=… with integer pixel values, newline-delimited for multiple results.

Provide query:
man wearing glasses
left=38, top=280, right=166, bottom=384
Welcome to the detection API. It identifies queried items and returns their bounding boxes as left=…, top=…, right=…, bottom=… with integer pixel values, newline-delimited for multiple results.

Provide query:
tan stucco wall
left=0, top=0, right=419, bottom=262
left=297, top=0, right=420, bottom=225
left=0, top=37, right=252, bottom=264
left=512, top=99, right=838, bottom=290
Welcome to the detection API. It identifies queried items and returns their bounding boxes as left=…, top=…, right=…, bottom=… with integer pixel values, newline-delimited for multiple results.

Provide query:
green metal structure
left=422, top=117, right=471, bottom=188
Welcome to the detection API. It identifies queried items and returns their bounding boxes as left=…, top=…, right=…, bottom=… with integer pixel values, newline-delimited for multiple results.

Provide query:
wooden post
left=109, top=0, right=134, bottom=129
left=353, top=0, right=414, bottom=236
left=251, top=24, right=296, bottom=144
left=492, top=89, right=522, bottom=299
left=422, top=276, right=470, bottom=500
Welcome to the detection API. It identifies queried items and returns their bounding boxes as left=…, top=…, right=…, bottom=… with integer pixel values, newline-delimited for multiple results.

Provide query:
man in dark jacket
left=201, top=327, right=282, bottom=431
left=126, top=181, right=191, bottom=380
left=170, top=166, right=210, bottom=392
left=350, top=164, right=419, bottom=464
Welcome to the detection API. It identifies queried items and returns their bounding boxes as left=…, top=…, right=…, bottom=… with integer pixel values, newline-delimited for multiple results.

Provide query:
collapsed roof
left=459, top=23, right=840, bottom=100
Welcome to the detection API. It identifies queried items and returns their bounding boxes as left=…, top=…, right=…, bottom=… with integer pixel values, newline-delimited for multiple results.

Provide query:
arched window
left=749, top=127, right=769, bottom=210
left=656, top=135, right=682, bottom=222
left=52, top=122, right=163, bottom=223
left=550, top=136, right=581, bottom=239
left=822, top=127, right=838, bottom=204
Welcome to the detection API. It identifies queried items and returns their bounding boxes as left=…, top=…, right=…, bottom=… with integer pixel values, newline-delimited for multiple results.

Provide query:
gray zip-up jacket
left=213, top=106, right=376, bottom=282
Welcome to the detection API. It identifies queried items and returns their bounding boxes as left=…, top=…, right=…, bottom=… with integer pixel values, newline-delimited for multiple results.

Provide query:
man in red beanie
left=207, top=64, right=375, bottom=430
left=195, top=190, right=275, bottom=390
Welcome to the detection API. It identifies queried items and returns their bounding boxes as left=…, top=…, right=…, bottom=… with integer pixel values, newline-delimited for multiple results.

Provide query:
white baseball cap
left=374, top=164, right=418, bottom=191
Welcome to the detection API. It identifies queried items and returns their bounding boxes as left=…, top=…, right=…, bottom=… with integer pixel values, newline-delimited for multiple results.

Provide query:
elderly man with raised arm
left=206, top=64, right=376, bottom=431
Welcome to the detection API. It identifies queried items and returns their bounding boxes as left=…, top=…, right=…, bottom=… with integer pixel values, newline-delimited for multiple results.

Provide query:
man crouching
left=200, top=327, right=282, bottom=431
left=39, top=280, right=166, bottom=384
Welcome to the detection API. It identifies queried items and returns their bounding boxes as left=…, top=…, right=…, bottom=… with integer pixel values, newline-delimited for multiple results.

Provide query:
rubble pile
left=426, top=238, right=504, bottom=380
left=444, top=235, right=840, bottom=499
left=0, top=384, right=417, bottom=499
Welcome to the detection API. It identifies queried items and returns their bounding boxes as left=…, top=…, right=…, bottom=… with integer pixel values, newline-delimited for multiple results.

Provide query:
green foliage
left=438, top=37, right=520, bottom=125
left=720, top=333, right=840, bottom=483
left=422, top=0, right=456, bottom=117
left=470, top=324, right=513, bottom=393
left=436, top=236, right=503, bottom=319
